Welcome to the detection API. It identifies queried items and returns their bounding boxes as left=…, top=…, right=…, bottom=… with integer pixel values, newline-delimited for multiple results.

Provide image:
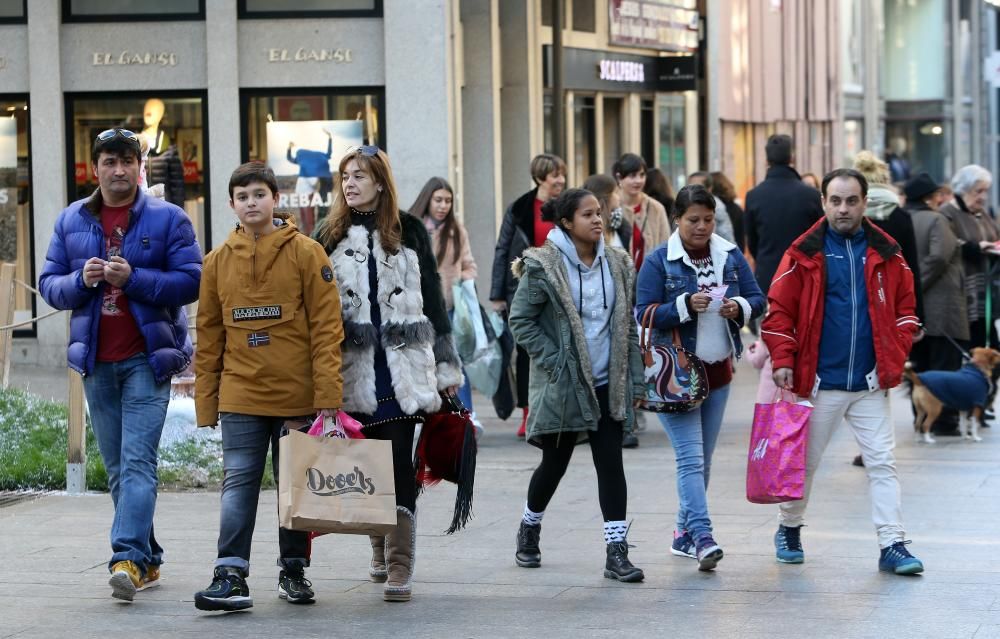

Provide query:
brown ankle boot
left=383, top=506, right=415, bottom=601
left=369, top=535, right=387, bottom=582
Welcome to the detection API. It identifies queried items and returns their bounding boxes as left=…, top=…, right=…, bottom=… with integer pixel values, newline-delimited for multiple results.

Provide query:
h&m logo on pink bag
left=750, top=438, right=768, bottom=462
left=307, top=466, right=376, bottom=496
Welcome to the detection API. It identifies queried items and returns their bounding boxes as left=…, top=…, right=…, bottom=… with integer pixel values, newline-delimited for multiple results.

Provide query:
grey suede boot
left=383, top=506, right=415, bottom=602
left=369, top=535, right=387, bottom=582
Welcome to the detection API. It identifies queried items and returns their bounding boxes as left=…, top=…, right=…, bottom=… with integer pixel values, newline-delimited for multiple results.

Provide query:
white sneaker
left=472, top=417, right=484, bottom=442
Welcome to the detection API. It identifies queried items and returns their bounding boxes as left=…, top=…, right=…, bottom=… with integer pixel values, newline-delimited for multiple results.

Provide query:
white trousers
left=778, top=389, right=906, bottom=548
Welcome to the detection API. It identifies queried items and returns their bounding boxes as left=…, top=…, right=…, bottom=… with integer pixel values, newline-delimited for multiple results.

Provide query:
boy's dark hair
left=612, top=152, right=647, bottom=179
left=765, top=134, right=793, bottom=166
left=229, top=161, right=279, bottom=199
left=540, top=188, right=593, bottom=228
left=91, top=135, right=139, bottom=165
left=821, top=168, right=869, bottom=198
left=672, top=184, right=717, bottom=220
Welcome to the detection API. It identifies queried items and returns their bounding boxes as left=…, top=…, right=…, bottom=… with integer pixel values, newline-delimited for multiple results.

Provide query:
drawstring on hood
left=546, top=226, right=616, bottom=387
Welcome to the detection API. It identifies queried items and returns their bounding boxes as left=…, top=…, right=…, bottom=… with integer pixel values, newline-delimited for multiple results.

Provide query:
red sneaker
left=517, top=407, right=528, bottom=438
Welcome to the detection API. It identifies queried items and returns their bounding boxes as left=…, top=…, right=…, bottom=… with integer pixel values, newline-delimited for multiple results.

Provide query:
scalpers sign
left=267, top=48, right=353, bottom=63
left=92, top=51, right=178, bottom=66
left=609, top=0, right=699, bottom=53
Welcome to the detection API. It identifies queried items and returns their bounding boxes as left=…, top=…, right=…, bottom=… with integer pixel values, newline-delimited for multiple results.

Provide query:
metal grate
left=0, top=491, right=50, bottom=509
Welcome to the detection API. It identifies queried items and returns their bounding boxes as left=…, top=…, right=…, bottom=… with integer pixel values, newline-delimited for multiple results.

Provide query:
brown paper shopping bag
left=278, top=429, right=397, bottom=535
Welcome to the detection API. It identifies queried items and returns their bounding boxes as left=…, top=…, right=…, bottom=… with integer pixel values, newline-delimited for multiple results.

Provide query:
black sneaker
left=515, top=522, right=541, bottom=567
left=194, top=566, right=253, bottom=611
left=278, top=569, right=315, bottom=604
left=604, top=541, right=644, bottom=582
left=622, top=432, right=639, bottom=449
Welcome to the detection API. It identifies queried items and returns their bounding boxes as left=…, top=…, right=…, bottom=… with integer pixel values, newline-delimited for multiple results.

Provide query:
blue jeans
left=215, top=413, right=310, bottom=575
left=658, top=384, right=731, bottom=540
left=83, top=353, right=170, bottom=573
left=448, top=309, right=475, bottom=414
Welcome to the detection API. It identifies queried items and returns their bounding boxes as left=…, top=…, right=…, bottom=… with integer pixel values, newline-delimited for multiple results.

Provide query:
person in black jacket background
left=744, top=135, right=823, bottom=293
left=490, top=154, right=566, bottom=437
left=148, top=144, right=185, bottom=208
left=853, top=151, right=924, bottom=323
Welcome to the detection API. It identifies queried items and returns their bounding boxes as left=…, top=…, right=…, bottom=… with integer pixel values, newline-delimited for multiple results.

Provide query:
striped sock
left=604, top=520, right=628, bottom=544
left=522, top=504, right=544, bottom=526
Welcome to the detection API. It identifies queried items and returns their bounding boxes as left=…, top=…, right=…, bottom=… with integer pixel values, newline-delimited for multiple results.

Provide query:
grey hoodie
left=547, top=227, right=616, bottom=386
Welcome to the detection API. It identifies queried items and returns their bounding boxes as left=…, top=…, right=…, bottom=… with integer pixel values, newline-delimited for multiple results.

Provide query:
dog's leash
left=943, top=335, right=972, bottom=361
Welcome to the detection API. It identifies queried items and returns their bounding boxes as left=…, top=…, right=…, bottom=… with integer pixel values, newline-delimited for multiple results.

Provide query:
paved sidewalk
left=3, top=360, right=1000, bottom=638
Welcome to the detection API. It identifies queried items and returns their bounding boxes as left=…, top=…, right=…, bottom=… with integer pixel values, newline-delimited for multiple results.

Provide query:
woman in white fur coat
left=317, top=146, right=463, bottom=603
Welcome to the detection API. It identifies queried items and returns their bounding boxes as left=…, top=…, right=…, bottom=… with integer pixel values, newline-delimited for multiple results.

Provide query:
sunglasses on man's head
left=95, top=128, right=140, bottom=146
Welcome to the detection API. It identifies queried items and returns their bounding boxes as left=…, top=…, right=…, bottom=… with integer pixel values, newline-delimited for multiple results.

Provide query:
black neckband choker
left=351, top=207, right=377, bottom=216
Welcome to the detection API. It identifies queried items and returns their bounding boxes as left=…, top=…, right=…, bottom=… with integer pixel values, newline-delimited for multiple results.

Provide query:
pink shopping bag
left=745, top=394, right=811, bottom=504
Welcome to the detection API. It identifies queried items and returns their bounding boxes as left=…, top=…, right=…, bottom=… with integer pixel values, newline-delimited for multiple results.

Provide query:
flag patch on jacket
left=247, top=331, right=271, bottom=347
left=232, top=305, right=281, bottom=321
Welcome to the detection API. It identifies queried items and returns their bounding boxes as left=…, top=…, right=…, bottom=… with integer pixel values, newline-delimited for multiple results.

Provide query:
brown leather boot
left=383, top=506, right=415, bottom=601
left=369, top=535, right=387, bottom=582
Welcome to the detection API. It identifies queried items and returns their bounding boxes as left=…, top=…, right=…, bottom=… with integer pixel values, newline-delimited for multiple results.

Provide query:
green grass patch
left=0, top=386, right=108, bottom=491
left=0, top=387, right=278, bottom=491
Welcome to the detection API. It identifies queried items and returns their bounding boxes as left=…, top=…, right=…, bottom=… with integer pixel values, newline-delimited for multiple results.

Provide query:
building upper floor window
left=63, top=0, right=203, bottom=22
left=542, top=0, right=596, bottom=33
left=238, top=0, right=381, bottom=19
left=0, top=0, right=25, bottom=23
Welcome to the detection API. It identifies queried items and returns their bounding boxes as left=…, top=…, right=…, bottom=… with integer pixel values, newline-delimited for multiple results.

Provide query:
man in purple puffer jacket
left=39, top=128, right=201, bottom=602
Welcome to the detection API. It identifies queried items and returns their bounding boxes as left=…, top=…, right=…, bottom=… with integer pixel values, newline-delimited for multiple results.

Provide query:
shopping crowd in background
left=38, top=124, right=999, bottom=611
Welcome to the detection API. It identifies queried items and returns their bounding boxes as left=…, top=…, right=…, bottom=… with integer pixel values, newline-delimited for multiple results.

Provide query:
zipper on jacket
left=846, top=237, right=857, bottom=391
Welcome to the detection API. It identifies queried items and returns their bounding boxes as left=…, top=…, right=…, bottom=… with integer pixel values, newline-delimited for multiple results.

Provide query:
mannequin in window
left=141, top=98, right=186, bottom=208
left=142, top=98, right=171, bottom=156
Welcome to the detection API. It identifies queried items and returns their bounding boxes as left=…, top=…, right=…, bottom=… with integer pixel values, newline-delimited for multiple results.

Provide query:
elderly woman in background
left=940, top=165, right=997, bottom=350
left=904, top=172, right=968, bottom=374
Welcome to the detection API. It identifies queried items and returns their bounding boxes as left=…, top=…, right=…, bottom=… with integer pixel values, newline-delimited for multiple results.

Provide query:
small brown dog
left=904, top=347, right=1000, bottom=444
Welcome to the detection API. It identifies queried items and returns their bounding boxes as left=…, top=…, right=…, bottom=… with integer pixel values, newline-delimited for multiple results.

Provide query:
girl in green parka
left=508, top=188, right=646, bottom=582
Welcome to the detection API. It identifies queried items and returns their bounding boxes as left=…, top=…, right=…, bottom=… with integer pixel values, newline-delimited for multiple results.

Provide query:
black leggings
left=364, top=421, right=417, bottom=512
left=525, top=385, right=627, bottom=521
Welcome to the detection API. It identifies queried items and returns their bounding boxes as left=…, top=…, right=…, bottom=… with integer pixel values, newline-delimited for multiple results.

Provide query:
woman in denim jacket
left=635, top=185, right=765, bottom=571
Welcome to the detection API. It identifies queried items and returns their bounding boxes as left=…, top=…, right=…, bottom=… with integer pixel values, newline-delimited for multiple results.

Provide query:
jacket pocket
left=663, top=275, right=688, bottom=301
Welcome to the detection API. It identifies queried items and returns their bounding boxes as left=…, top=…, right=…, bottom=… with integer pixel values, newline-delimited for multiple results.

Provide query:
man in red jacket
left=761, top=168, right=924, bottom=575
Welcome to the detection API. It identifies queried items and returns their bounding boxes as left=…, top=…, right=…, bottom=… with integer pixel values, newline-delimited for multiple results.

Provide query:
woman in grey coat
left=904, top=172, right=968, bottom=373
left=508, top=188, right=646, bottom=583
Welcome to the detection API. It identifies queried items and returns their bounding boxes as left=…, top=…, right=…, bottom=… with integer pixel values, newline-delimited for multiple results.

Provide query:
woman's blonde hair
left=853, top=150, right=891, bottom=186
left=318, top=148, right=401, bottom=253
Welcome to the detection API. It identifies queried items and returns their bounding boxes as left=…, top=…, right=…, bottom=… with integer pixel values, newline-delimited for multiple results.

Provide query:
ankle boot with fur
left=384, top=506, right=415, bottom=601
left=369, top=535, right=387, bottom=582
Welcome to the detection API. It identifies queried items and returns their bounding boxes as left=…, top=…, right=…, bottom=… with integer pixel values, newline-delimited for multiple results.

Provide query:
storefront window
left=0, top=98, right=31, bottom=334
left=242, top=90, right=384, bottom=237
left=239, top=0, right=380, bottom=17
left=573, top=95, right=596, bottom=186
left=602, top=97, right=624, bottom=174
left=658, top=95, right=686, bottom=190
left=64, top=0, right=203, bottom=21
left=640, top=98, right=655, bottom=169
left=67, top=94, right=210, bottom=247
left=843, top=119, right=864, bottom=167
left=886, top=120, right=947, bottom=183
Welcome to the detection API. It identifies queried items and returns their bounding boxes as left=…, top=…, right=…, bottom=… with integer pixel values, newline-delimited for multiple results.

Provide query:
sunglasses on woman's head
left=347, top=144, right=379, bottom=157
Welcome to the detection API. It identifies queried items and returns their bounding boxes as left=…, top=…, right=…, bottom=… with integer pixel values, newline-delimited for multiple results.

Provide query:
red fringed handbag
left=414, top=394, right=478, bottom=534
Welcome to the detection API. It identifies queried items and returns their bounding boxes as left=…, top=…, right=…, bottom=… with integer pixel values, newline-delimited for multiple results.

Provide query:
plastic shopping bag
left=745, top=393, right=811, bottom=504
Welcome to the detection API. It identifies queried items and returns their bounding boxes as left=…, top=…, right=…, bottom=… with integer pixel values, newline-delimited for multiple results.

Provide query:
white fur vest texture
left=331, top=225, right=460, bottom=415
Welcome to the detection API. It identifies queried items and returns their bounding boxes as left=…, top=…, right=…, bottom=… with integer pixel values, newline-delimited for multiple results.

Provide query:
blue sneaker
left=670, top=530, right=696, bottom=559
left=879, top=541, right=924, bottom=575
left=774, top=525, right=804, bottom=563
left=695, top=533, right=723, bottom=571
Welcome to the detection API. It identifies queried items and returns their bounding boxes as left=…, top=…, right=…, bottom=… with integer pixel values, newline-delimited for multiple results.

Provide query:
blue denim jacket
left=635, top=233, right=765, bottom=360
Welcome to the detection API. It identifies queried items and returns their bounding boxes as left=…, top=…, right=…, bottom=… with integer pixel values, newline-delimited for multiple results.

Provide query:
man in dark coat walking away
left=744, top=134, right=824, bottom=294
